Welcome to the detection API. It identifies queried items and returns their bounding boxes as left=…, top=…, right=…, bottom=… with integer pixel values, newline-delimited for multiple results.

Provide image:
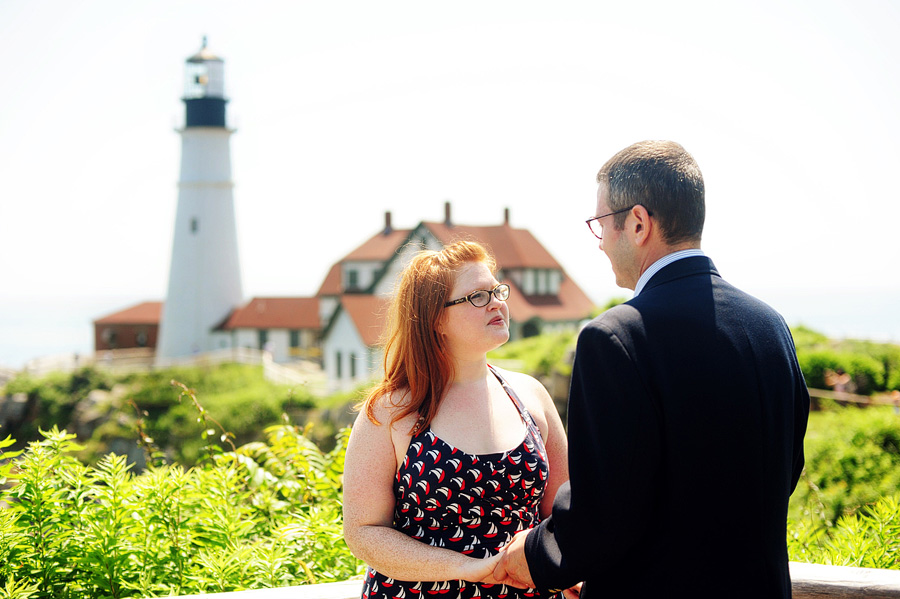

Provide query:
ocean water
left=0, top=288, right=898, bottom=371
left=0, top=296, right=137, bottom=370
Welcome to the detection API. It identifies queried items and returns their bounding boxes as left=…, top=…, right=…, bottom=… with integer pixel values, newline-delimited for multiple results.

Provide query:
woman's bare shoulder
left=493, top=366, right=547, bottom=397
left=493, top=366, right=556, bottom=415
left=363, top=389, right=420, bottom=435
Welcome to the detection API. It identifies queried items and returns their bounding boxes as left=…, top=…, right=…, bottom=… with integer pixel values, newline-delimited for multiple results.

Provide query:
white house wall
left=319, top=296, right=338, bottom=326
left=373, top=232, right=441, bottom=296
left=233, top=329, right=257, bottom=350
left=323, top=309, right=372, bottom=391
left=266, top=329, right=291, bottom=362
left=210, top=331, right=232, bottom=350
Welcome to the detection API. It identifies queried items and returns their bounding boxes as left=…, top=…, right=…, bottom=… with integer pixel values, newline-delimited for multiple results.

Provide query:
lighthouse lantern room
left=183, top=37, right=227, bottom=127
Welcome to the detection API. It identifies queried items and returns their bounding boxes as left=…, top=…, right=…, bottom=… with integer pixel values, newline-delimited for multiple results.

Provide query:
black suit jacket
left=525, top=256, right=809, bottom=598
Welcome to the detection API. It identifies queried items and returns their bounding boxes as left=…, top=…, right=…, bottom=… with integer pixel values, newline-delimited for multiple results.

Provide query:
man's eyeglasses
left=585, top=206, right=653, bottom=240
left=444, top=284, right=511, bottom=308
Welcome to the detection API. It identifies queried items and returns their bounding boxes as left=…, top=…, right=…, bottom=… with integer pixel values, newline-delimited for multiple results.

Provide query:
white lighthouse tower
left=157, top=38, right=243, bottom=361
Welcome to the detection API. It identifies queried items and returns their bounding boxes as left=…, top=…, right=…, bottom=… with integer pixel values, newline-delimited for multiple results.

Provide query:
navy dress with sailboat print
left=360, top=366, right=561, bottom=599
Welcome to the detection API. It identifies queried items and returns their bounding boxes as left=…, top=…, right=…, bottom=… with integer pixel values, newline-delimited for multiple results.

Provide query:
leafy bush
left=792, top=327, right=900, bottom=394
left=797, top=349, right=886, bottom=395
left=789, top=494, right=900, bottom=569
left=790, top=325, right=831, bottom=350
left=789, top=406, right=900, bottom=527
left=2, top=368, right=115, bottom=443
left=0, top=364, right=331, bottom=467
left=0, top=421, right=362, bottom=598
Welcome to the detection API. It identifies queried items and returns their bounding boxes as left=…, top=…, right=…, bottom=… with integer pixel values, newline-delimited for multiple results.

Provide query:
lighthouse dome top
left=187, top=37, right=223, bottom=64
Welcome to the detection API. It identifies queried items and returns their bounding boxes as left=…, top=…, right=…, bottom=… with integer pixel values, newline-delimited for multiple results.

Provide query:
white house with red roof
left=317, top=202, right=595, bottom=388
left=94, top=202, right=595, bottom=390
left=213, top=297, right=321, bottom=363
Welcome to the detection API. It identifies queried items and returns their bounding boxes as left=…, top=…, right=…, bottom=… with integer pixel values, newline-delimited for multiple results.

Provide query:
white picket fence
left=20, top=347, right=314, bottom=389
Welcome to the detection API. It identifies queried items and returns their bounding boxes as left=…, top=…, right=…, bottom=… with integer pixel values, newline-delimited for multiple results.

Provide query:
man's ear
left=632, top=205, right=653, bottom=247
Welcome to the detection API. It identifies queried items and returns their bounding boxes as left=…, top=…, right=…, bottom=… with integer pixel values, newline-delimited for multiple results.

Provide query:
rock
left=0, top=393, right=29, bottom=432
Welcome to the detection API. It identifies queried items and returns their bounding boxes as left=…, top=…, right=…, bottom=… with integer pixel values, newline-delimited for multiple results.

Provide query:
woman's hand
left=459, top=551, right=503, bottom=583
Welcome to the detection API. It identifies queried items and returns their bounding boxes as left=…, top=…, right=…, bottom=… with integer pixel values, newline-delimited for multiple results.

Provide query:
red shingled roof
left=340, top=295, right=391, bottom=346
left=94, top=301, right=162, bottom=325
left=317, top=263, right=343, bottom=296
left=221, top=297, right=320, bottom=330
left=343, top=228, right=413, bottom=261
left=320, top=222, right=562, bottom=289
left=422, top=223, right=560, bottom=269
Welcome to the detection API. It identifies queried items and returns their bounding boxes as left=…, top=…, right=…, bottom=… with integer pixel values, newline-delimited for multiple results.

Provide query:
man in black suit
left=491, top=141, right=809, bottom=598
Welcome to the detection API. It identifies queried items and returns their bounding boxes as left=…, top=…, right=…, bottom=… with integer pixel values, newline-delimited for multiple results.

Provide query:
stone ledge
left=165, top=562, right=900, bottom=599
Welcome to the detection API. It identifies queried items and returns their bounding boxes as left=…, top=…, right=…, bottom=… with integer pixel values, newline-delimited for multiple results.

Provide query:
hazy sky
left=1, top=0, right=898, bottom=367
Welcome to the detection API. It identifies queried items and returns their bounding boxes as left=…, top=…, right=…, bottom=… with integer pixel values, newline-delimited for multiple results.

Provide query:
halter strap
left=487, top=364, right=548, bottom=460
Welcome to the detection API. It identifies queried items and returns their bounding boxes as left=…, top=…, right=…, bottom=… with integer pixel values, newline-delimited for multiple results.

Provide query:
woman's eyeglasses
left=444, top=284, right=511, bottom=308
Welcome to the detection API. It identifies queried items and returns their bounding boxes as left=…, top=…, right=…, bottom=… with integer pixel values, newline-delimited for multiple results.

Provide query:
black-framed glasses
left=444, top=284, right=511, bottom=308
left=585, top=206, right=653, bottom=240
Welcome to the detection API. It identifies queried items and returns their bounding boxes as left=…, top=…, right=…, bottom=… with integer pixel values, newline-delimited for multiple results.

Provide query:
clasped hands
left=466, top=529, right=581, bottom=599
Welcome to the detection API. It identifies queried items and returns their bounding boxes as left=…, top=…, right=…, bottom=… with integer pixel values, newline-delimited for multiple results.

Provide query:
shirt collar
left=632, top=249, right=706, bottom=297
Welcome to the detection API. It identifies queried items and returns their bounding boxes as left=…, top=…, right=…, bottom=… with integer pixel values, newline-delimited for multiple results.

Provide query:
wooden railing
left=166, top=562, right=900, bottom=599
left=807, top=387, right=900, bottom=407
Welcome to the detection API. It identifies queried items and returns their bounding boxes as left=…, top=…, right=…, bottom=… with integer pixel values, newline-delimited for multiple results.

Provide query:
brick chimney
left=383, top=211, right=393, bottom=235
left=444, top=201, right=452, bottom=227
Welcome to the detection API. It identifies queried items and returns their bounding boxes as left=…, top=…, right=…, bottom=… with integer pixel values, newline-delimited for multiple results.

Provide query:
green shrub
left=792, top=328, right=900, bottom=393
left=789, top=406, right=900, bottom=526
left=789, top=494, right=900, bottom=569
left=791, top=325, right=831, bottom=350
left=797, top=350, right=885, bottom=394
left=2, top=368, right=115, bottom=442
left=489, top=330, right=577, bottom=377
left=0, top=423, right=362, bottom=598
left=1, top=363, right=320, bottom=467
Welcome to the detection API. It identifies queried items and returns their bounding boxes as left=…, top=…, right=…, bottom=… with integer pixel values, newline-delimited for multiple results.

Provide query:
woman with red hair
left=343, top=240, right=569, bottom=599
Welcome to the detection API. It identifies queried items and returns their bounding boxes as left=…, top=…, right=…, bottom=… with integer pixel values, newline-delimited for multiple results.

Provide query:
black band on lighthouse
left=185, top=98, right=227, bottom=128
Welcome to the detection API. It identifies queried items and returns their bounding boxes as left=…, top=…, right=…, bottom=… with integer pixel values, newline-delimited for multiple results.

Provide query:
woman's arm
left=342, top=401, right=500, bottom=582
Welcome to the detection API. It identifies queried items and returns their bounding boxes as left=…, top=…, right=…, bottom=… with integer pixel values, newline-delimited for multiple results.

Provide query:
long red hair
left=361, top=240, right=497, bottom=432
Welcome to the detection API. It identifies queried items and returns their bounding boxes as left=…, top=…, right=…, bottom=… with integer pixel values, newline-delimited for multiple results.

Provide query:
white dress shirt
left=632, top=249, right=707, bottom=298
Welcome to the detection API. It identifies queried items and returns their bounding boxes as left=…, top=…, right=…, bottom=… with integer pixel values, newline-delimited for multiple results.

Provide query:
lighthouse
left=157, top=38, right=243, bottom=361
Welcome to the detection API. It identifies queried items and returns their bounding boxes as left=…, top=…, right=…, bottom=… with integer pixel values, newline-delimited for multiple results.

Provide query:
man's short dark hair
left=597, top=140, right=705, bottom=245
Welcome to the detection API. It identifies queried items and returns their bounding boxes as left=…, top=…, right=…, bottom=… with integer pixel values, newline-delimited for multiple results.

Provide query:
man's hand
left=563, top=582, right=583, bottom=599
left=492, top=529, right=535, bottom=589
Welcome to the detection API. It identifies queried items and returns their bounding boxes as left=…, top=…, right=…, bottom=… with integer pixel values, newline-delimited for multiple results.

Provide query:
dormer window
left=512, top=268, right=562, bottom=296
